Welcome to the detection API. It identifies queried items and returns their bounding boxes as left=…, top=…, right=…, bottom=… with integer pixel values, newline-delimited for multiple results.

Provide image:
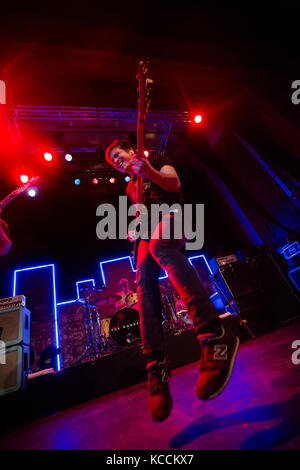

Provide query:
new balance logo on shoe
left=213, top=344, right=228, bottom=360
left=196, top=316, right=240, bottom=400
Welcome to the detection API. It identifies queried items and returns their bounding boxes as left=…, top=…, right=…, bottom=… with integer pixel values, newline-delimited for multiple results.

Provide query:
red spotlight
left=144, top=150, right=149, bottom=157
left=44, top=152, right=53, bottom=162
left=109, top=177, right=115, bottom=184
left=92, top=178, right=99, bottom=185
left=194, top=114, right=203, bottom=124
left=20, top=174, right=29, bottom=184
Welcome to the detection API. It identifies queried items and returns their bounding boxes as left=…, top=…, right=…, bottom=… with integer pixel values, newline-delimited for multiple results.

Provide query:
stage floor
left=1, top=320, right=300, bottom=450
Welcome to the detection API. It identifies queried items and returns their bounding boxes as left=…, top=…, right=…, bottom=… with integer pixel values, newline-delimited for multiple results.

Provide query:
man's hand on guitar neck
left=131, top=154, right=181, bottom=193
left=131, top=154, right=155, bottom=180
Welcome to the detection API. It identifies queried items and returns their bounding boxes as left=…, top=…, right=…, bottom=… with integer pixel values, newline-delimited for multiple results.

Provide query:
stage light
left=27, top=188, right=37, bottom=197
left=109, top=177, right=115, bottom=184
left=44, top=152, right=53, bottom=162
left=74, top=178, right=81, bottom=185
left=125, top=176, right=130, bottom=182
left=144, top=150, right=149, bottom=157
left=20, top=174, right=29, bottom=184
left=194, top=114, right=203, bottom=124
left=65, top=153, right=72, bottom=162
left=92, top=178, right=99, bottom=185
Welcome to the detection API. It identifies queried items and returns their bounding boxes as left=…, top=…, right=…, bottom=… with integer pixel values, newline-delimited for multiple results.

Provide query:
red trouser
left=136, top=212, right=219, bottom=355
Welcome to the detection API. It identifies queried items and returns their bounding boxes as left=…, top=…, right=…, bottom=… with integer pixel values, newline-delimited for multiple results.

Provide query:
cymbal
left=79, top=286, right=94, bottom=293
left=78, top=286, right=103, bottom=298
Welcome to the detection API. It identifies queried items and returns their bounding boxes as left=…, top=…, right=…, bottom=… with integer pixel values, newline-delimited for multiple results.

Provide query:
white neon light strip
left=76, top=278, right=95, bottom=299
left=13, top=264, right=62, bottom=371
left=12, top=252, right=211, bottom=372
left=99, top=255, right=167, bottom=286
left=188, top=254, right=213, bottom=275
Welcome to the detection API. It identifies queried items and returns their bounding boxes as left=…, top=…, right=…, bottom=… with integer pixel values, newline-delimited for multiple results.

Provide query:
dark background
left=0, top=2, right=299, bottom=301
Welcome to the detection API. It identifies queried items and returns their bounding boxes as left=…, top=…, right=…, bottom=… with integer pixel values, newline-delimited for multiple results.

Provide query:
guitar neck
left=0, top=192, right=18, bottom=210
left=136, top=118, right=144, bottom=205
left=136, top=60, right=152, bottom=207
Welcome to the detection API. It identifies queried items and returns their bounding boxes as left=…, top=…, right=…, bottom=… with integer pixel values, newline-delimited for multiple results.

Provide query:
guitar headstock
left=136, top=61, right=153, bottom=120
left=136, top=61, right=149, bottom=80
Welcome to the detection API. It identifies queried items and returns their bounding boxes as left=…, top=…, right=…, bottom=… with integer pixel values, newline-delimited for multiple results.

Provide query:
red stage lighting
left=144, top=150, right=149, bottom=157
left=194, top=114, right=203, bottom=124
left=44, top=152, right=53, bottom=162
left=92, top=178, right=99, bottom=185
left=109, top=177, right=115, bottom=184
left=20, top=174, right=29, bottom=184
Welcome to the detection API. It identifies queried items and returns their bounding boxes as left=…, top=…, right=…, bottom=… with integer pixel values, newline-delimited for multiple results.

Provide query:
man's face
left=109, top=146, right=135, bottom=174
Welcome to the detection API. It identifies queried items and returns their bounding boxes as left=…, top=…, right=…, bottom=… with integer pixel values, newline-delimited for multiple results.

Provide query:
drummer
left=115, top=278, right=133, bottom=309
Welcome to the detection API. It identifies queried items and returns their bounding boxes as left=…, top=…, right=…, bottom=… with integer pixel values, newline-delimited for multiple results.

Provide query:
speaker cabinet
left=289, top=267, right=300, bottom=295
left=0, top=306, right=30, bottom=347
left=211, top=248, right=300, bottom=327
left=0, top=345, right=30, bottom=397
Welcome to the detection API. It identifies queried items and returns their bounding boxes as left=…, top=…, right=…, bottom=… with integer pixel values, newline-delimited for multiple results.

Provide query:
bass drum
left=109, top=307, right=141, bottom=347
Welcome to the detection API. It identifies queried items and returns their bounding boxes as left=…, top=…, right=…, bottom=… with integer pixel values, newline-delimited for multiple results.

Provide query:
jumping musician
left=105, top=140, right=240, bottom=421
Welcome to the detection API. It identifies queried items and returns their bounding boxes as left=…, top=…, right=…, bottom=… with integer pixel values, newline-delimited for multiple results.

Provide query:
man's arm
left=150, top=164, right=181, bottom=193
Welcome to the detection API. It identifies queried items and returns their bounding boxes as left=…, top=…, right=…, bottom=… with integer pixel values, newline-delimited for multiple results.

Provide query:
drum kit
left=75, top=282, right=192, bottom=364
left=75, top=285, right=141, bottom=363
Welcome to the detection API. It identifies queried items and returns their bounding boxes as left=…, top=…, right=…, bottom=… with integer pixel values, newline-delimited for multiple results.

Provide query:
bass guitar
left=131, top=61, right=153, bottom=258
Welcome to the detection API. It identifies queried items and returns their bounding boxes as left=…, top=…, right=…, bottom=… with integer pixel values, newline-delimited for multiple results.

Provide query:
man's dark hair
left=105, top=140, right=135, bottom=165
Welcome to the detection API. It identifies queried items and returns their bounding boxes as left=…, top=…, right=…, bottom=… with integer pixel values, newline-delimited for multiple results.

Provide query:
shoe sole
left=198, top=335, right=240, bottom=401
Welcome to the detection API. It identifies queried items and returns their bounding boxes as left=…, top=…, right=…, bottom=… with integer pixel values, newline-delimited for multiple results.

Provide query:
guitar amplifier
left=210, top=255, right=259, bottom=305
left=0, top=344, right=30, bottom=397
left=289, top=267, right=300, bottom=294
left=0, top=304, right=30, bottom=347
left=211, top=247, right=300, bottom=323
left=0, top=295, right=26, bottom=310
left=240, top=249, right=300, bottom=322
